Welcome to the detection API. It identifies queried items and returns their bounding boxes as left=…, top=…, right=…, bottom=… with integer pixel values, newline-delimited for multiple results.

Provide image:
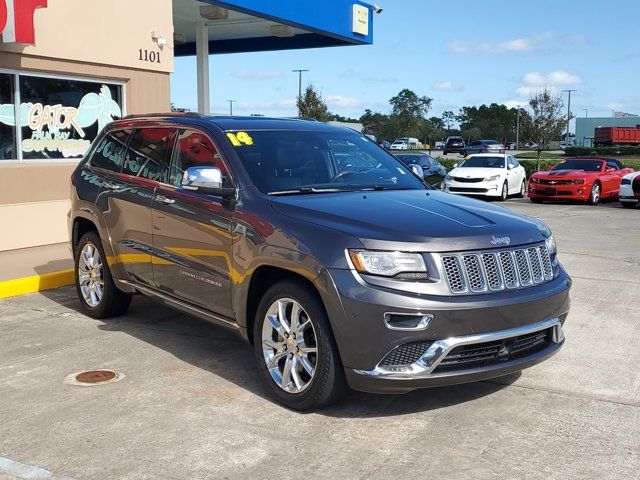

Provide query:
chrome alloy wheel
left=261, top=298, right=317, bottom=393
left=78, top=243, right=104, bottom=307
left=591, top=183, right=600, bottom=203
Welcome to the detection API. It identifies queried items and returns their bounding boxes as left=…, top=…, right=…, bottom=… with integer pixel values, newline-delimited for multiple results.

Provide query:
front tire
left=588, top=182, right=601, bottom=205
left=498, top=181, right=508, bottom=201
left=621, top=201, right=636, bottom=209
left=75, top=231, right=131, bottom=318
left=253, top=281, right=347, bottom=410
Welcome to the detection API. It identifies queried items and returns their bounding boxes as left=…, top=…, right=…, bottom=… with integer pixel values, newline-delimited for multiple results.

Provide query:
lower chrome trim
left=117, top=279, right=240, bottom=330
left=354, top=317, right=563, bottom=379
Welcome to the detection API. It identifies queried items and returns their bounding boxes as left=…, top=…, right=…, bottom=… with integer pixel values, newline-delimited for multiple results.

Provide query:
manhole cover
left=75, top=370, right=117, bottom=383
left=64, top=369, right=124, bottom=387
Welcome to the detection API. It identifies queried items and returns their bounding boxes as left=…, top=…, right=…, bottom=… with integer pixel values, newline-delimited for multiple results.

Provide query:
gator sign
left=0, top=85, right=122, bottom=157
left=0, top=0, right=47, bottom=44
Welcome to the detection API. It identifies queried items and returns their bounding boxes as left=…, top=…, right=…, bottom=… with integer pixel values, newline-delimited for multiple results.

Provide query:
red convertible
left=528, top=158, right=634, bottom=205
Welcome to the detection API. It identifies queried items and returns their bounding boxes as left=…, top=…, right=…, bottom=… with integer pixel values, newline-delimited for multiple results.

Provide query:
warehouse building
left=575, top=116, right=640, bottom=147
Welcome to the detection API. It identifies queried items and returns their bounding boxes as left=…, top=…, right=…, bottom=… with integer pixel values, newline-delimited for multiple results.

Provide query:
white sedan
left=619, top=171, right=640, bottom=209
left=442, top=154, right=527, bottom=201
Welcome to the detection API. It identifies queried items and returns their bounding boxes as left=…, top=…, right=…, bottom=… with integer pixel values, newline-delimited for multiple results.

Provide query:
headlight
left=545, top=234, right=557, bottom=256
left=531, top=177, right=540, bottom=184
left=485, top=175, right=501, bottom=182
left=348, top=250, right=427, bottom=277
left=445, top=174, right=452, bottom=181
left=572, top=179, right=585, bottom=185
left=533, top=220, right=557, bottom=256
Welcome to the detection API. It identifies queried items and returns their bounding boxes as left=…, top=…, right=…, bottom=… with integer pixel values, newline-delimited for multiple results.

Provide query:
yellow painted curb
left=0, top=269, right=74, bottom=299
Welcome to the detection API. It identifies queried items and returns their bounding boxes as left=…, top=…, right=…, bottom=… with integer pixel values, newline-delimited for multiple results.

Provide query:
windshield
left=553, top=160, right=603, bottom=172
left=227, top=129, right=426, bottom=194
left=459, top=156, right=505, bottom=168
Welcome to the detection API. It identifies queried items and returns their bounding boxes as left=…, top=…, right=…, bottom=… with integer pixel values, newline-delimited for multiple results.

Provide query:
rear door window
left=89, top=129, right=131, bottom=172
left=123, top=128, right=176, bottom=182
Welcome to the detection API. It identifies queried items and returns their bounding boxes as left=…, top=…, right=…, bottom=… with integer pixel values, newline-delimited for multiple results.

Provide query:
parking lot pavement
left=1, top=201, right=638, bottom=480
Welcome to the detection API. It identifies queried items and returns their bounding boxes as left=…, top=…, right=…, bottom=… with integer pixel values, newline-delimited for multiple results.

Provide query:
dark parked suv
left=69, top=114, right=571, bottom=410
left=443, top=136, right=466, bottom=155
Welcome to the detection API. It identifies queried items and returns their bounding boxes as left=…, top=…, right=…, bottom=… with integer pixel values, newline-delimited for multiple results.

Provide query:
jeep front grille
left=441, top=244, right=554, bottom=294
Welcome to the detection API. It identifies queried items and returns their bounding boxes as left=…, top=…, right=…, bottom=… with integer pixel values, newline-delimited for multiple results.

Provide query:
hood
left=270, top=190, right=546, bottom=252
left=533, top=169, right=594, bottom=179
left=449, top=167, right=504, bottom=179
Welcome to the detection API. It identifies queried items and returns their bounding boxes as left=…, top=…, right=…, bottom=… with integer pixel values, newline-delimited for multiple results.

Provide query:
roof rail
left=121, top=112, right=206, bottom=120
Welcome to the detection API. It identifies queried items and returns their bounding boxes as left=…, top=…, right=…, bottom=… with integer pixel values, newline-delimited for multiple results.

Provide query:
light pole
left=562, top=89, right=576, bottom=146
left=516, top=108, right=521, bottom=149
left=584, top=109, right=588, bottom=118
left=292, top=69, right=309, bottom=117
left=226, top=100, right=235, bottom=115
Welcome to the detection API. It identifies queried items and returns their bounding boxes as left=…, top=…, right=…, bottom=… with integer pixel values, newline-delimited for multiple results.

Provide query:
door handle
left=155, top=195, right=175, bottom=205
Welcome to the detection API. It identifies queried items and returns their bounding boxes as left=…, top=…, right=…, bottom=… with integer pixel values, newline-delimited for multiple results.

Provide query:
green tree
left=442, top=110, right=456, bottom=132
left=297, top=84, right=331, bottom=121
left=521, top=89, right=566, bottom=158
left=389, top=89, right=433, bottom=138
left=457, top=103, right=517, bottom=143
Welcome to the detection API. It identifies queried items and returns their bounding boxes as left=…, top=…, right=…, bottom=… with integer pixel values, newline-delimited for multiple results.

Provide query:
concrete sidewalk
left=0, top=243, right=73, bottom=299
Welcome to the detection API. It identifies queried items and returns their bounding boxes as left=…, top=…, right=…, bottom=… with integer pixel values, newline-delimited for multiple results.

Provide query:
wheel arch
left=243, top=265, right=323, bottom=345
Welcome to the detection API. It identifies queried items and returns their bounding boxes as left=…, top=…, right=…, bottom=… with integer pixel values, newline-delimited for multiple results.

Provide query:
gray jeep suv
left=69, top=114, right=571, bottom=410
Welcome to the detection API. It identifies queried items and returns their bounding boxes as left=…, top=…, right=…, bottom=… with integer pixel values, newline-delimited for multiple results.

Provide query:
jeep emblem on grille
left=490, top=236, right=511, bottom=246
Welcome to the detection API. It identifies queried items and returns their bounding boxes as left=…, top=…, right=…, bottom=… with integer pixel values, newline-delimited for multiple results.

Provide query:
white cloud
left=447, top=32, right=554, bottom=54
left=231, top=70, right=283, bottom=80
left=326, top=95, right=363, bottom=109
left=339, top=69, right=397, bottom=84
left=503, top=100, right=528, bottom=109
left=514, top=70, right=582, bottom=97
left=432, top=81, right=465, bottom=92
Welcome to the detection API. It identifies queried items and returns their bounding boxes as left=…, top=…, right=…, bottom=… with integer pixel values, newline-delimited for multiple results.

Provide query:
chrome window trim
left=355, top=317, right=563, bottom=379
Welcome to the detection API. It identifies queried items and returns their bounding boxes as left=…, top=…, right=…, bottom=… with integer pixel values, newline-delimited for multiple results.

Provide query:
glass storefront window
left=0, top=73, right=16, bottom=160
left=18, top=75, right=124, bottom=160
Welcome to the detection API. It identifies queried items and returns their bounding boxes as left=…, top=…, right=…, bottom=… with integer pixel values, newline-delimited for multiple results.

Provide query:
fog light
left=578, top=189, right=583, bottom=194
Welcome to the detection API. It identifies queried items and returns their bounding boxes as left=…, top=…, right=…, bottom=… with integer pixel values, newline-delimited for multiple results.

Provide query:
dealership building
left=0, top=0, right=374, bottom=252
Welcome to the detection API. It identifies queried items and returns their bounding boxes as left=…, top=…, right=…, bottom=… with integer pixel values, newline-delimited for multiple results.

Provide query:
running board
left=117, top=279, right=240, bottom=331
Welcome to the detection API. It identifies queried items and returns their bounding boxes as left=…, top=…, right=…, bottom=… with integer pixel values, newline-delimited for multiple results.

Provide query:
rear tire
left=517, top=180, right=526, bottom=198
left=587, top=182, right=601, bottom=205
left=621, top=201, right=636, bottom=209
left=253, top=281, right=348, bottom=410
left=74, top=231, right=131, bottom=318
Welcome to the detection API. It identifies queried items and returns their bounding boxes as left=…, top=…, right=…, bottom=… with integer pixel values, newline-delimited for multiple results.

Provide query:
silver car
left=465, top=139, right=506, bottom=156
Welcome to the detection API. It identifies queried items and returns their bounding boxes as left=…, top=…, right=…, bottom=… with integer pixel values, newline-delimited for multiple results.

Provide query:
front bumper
left=620, top=185, right=640, bottom=202
left=528, top=183, right=590, bottom=201
left=323, top=267, right=571, bottom=394
left=347, top=317, right=564, bottom=393
left=443, top=180, right=502, bottom=196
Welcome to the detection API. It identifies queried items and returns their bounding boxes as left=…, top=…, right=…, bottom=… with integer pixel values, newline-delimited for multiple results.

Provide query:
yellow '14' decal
left=227, top=131, right=254, bottom=146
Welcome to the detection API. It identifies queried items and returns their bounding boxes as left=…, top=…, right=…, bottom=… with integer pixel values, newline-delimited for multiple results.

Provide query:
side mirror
left=606, top=166, right=615, bottom=173
left=182, top=166, right=235, bottom=199
left=409, top=164, right=423, bottom=177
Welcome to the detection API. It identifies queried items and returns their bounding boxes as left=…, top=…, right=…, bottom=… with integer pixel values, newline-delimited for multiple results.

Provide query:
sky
left=170, top=0, right=640, bottom=128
